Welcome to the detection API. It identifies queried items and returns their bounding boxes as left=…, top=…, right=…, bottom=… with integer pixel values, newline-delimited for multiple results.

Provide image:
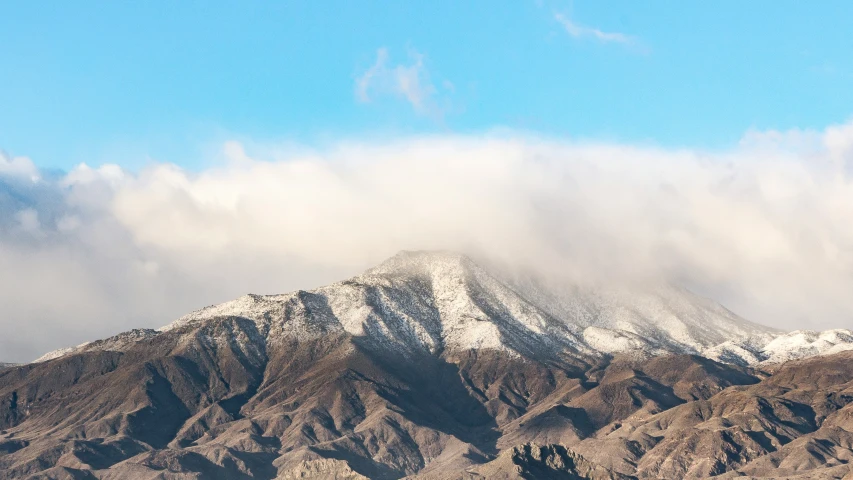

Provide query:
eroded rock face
left=2, top=251, right=853, bottom=479
left=465, top=443, right=635, bottom=479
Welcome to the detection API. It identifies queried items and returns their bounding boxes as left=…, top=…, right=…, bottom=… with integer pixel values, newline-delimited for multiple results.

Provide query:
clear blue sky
left=2, top=0, right=853, bottom=171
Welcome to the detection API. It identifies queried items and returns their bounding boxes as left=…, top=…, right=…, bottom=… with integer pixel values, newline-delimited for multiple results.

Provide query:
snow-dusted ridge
left=30, top=250, right=853, bottom=366
left=701, top=329, right=853, bottom=366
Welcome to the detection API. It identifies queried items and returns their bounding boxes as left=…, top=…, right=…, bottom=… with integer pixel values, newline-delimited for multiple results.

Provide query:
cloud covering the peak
left=3, top=122, right=853, bottom=361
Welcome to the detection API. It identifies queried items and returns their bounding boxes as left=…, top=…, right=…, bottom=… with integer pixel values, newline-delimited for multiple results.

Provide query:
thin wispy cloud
left=554, top=12, right=634, bottom=45
left=355, top=47, right=449, bottom=118
left=354, top=48, right=390, bottom=104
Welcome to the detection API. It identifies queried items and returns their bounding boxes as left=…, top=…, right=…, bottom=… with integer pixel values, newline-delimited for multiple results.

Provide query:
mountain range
left=2, top=251, right=852, bottom=479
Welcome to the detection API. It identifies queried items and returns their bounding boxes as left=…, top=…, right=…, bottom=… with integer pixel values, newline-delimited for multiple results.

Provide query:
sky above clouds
left=2, top=1, right=853, bottom=361
left=3, top=0, right=853, bottom=169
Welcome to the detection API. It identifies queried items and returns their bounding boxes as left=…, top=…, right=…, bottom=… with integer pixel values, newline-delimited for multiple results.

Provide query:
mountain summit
left=3, top=251, right=853, bottom=479
left=36, top=250, right=782, bottom=366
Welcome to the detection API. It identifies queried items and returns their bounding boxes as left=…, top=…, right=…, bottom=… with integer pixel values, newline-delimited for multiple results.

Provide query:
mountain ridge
left=31, top=250, right=848, bottom=367
left=3, top=251, right=853, bottom=478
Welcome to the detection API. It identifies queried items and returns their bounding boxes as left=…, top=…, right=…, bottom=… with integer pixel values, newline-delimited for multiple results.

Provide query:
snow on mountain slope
left=32, top=329, right=159, bottom=363
left=32, top=345, right=85, bottom=363
left=27, top=250, right=849, bottom=367
left=700, top=341, right=765, bottom=367
left=503, top=273, right=778, bottom=356
left=701, top=329, right=853, bottom=366
left=163, top=251, right=594, bottom=359
left=761, top=329, right=853, bottom=363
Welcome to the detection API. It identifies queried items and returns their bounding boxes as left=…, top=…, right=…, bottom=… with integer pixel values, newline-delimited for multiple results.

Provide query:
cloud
left=4, top=121, right=853, bottom=361
left=0, top=151, right=40, bottom=182
left=554, top=13, right=634, bottom=45
left=355, top=48, right=390, bottom=104
left=355, top=47, right=448, bottom=117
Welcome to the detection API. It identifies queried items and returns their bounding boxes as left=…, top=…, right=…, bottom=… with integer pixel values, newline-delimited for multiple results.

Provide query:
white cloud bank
left=3, top=122, right=853, bottom=361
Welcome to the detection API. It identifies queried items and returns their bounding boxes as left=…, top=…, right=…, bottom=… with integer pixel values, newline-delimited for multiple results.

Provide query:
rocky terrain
left=1, top=251, right=852, bottom=479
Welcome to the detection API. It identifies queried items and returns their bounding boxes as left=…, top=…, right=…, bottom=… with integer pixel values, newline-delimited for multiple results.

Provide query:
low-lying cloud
left=2, top=122, right=853, bottom=362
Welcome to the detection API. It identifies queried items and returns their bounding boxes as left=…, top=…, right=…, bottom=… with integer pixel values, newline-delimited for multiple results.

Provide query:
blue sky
left=2, top=1, right=853, bottom=171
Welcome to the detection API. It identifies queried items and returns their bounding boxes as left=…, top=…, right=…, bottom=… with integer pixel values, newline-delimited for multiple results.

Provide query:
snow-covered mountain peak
left=28, top=250, right=850, bottom=367
left=332, top=249, right=572, bottom=355
left=360, top=250, right=480, bottom=284
left=145, top=250, right=783, bottom=361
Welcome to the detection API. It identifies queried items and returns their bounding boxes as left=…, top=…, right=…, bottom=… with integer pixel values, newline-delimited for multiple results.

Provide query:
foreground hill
left=1, top=251, right=852, bottom=478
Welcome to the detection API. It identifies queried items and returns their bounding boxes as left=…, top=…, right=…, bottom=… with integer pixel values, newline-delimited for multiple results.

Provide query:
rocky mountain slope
left=2, top=251, right=852, bottom=479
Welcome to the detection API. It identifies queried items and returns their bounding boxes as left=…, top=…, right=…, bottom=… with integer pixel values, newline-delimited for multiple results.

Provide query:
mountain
left=33, top=251, right=784, bottom=365
left=29, top=251, right=852, bottom=367
left=2, top=250, right=852, bottom=479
